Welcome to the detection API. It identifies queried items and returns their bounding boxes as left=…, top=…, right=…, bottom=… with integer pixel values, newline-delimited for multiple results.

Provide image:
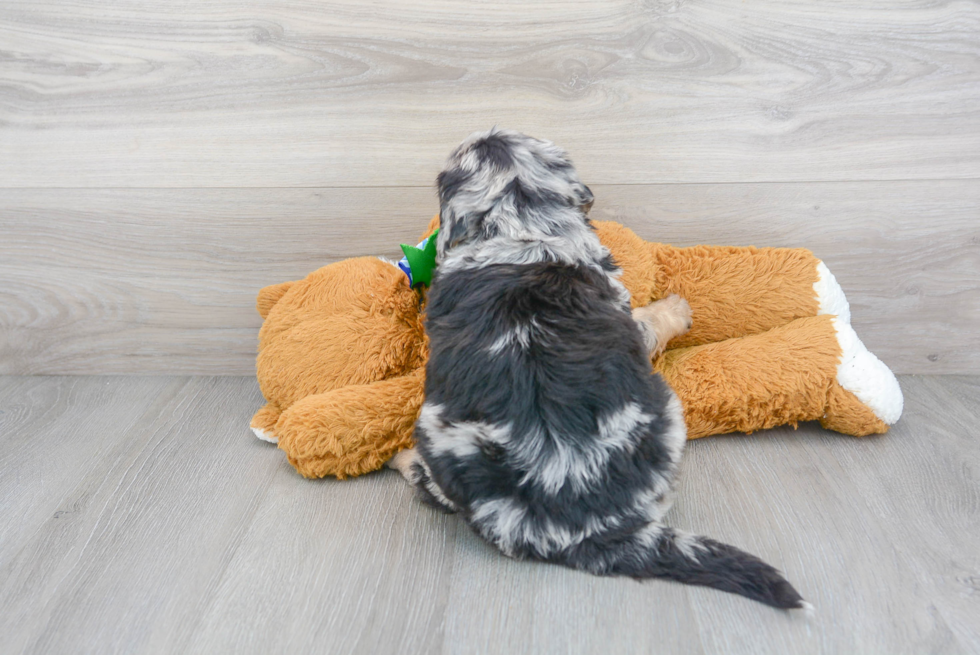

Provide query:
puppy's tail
left=557, top=526, right=809, bottom=610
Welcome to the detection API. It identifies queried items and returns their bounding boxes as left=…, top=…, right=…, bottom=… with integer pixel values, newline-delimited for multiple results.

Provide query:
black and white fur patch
left=398, top=128, right=808, bottom=611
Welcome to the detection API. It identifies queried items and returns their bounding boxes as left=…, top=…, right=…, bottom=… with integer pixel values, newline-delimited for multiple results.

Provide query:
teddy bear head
left=256, top=256, right=427, bottom=414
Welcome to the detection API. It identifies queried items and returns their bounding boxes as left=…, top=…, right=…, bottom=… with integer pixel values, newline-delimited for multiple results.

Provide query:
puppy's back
left=414, top=259, right=808, bottom=611
left=419, top=260, right=679, bottom=539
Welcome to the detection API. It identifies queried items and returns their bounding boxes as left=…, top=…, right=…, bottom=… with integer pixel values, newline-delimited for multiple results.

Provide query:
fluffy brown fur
left=252, top=217, right=892, bottom=479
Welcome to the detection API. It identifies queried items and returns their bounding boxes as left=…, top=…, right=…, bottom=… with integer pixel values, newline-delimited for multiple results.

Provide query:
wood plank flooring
left=1, top=375, right=978, bottom=654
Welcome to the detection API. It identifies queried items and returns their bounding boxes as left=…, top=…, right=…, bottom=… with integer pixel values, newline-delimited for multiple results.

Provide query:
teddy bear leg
left=591, top=220, right=856, bottom=344
left=274, top=369, right=426, bottom=479
left=250, top=403, right=282, bottom=443
left=813, top=261, right=850, bottom=323
left=655, top=315, right=902, bottom=438
left=642, top=239, right=864, bottom=351
left=820, top=317, right=903, bottom=435
left=643, top=242, right=823, bottom=348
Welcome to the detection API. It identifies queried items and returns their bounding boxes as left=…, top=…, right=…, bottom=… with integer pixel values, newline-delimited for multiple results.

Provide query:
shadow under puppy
left=390, top=128, right=809, bottom=610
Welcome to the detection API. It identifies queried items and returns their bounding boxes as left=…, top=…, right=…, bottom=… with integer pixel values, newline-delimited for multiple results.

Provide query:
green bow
left=400, top=228, right=439, bottom=288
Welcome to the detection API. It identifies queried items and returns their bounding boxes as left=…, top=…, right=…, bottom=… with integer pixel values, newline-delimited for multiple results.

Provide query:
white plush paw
left=814, top=261, right=851, bottom=324
left=832, top=317, right=904, bottom=424
left=252, top=426, right=278, bottom=443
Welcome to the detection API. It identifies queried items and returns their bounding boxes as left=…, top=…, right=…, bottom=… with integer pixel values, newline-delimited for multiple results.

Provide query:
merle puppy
left=390, top=128, right=809, bottom=610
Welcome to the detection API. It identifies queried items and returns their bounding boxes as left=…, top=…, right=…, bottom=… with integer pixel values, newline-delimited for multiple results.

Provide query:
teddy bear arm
left=250, top=403, right=281, bottom=443
left=274, top=368, right=426, bottom=479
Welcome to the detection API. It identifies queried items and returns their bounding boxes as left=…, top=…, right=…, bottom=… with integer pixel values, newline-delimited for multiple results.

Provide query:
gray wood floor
left=1, top=374, right=977, bottom=654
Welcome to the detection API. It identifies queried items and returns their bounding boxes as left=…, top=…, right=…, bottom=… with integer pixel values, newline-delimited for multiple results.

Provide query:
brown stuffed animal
left=252, top=217, right=903, bottom=479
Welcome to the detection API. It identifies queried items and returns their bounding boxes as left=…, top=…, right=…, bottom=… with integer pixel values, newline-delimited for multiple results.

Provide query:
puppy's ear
left=437, top=167, right=469, bottom=206
left=438, top=166, right=469, bottom=249
left=470, top=133, right=515, bottom=170
left=440, top=208, right=492, bottom=251
left=440, top=208, right=469, bottom=250
left=573, top=183, right=594, bottom=213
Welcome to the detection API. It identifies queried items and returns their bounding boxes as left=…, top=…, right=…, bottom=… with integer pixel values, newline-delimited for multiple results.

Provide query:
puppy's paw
left=386, top=447, right=420, bottom=483
left=665, top=294, right=693, bottom=336
left=632, top=294, right=693, bottom=357
left=649, top=294, right=692, bottom=339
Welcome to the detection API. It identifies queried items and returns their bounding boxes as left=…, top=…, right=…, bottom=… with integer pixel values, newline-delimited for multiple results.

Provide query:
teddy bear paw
left=814, top=261, right=851, bottom=324
left=251, top=426, right=278, bottom=444
left=831, top=316, right=904, bottom=426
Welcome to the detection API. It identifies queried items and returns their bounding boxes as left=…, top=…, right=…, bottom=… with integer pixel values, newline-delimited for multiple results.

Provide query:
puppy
left=391, top=128, right=808, bottom=610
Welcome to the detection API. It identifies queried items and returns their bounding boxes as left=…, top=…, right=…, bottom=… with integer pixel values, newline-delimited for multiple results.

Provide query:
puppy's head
left=436, top=128, right=594, bottom=258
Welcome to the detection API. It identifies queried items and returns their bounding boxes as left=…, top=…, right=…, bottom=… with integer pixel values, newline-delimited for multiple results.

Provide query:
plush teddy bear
left=251, top=216, right=903, bottom=479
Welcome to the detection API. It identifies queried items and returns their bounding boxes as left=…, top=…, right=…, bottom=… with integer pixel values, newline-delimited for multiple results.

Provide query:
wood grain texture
left=0, top=375, right=176, bottom=559
left=0, top=375, right=978, bottom=654
left=1, top=0, right=978, bottom=187
left=0, top=376, right=278, bottom=655
left=2, top=181, right=977, bottom=375
left=0, top=186, right=436, bottom=375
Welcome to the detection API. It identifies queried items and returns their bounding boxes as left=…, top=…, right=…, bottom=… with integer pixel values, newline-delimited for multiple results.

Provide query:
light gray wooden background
left=1, top=0, right=978, bottom=375
left=2, top=2, right=980, bottom=654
